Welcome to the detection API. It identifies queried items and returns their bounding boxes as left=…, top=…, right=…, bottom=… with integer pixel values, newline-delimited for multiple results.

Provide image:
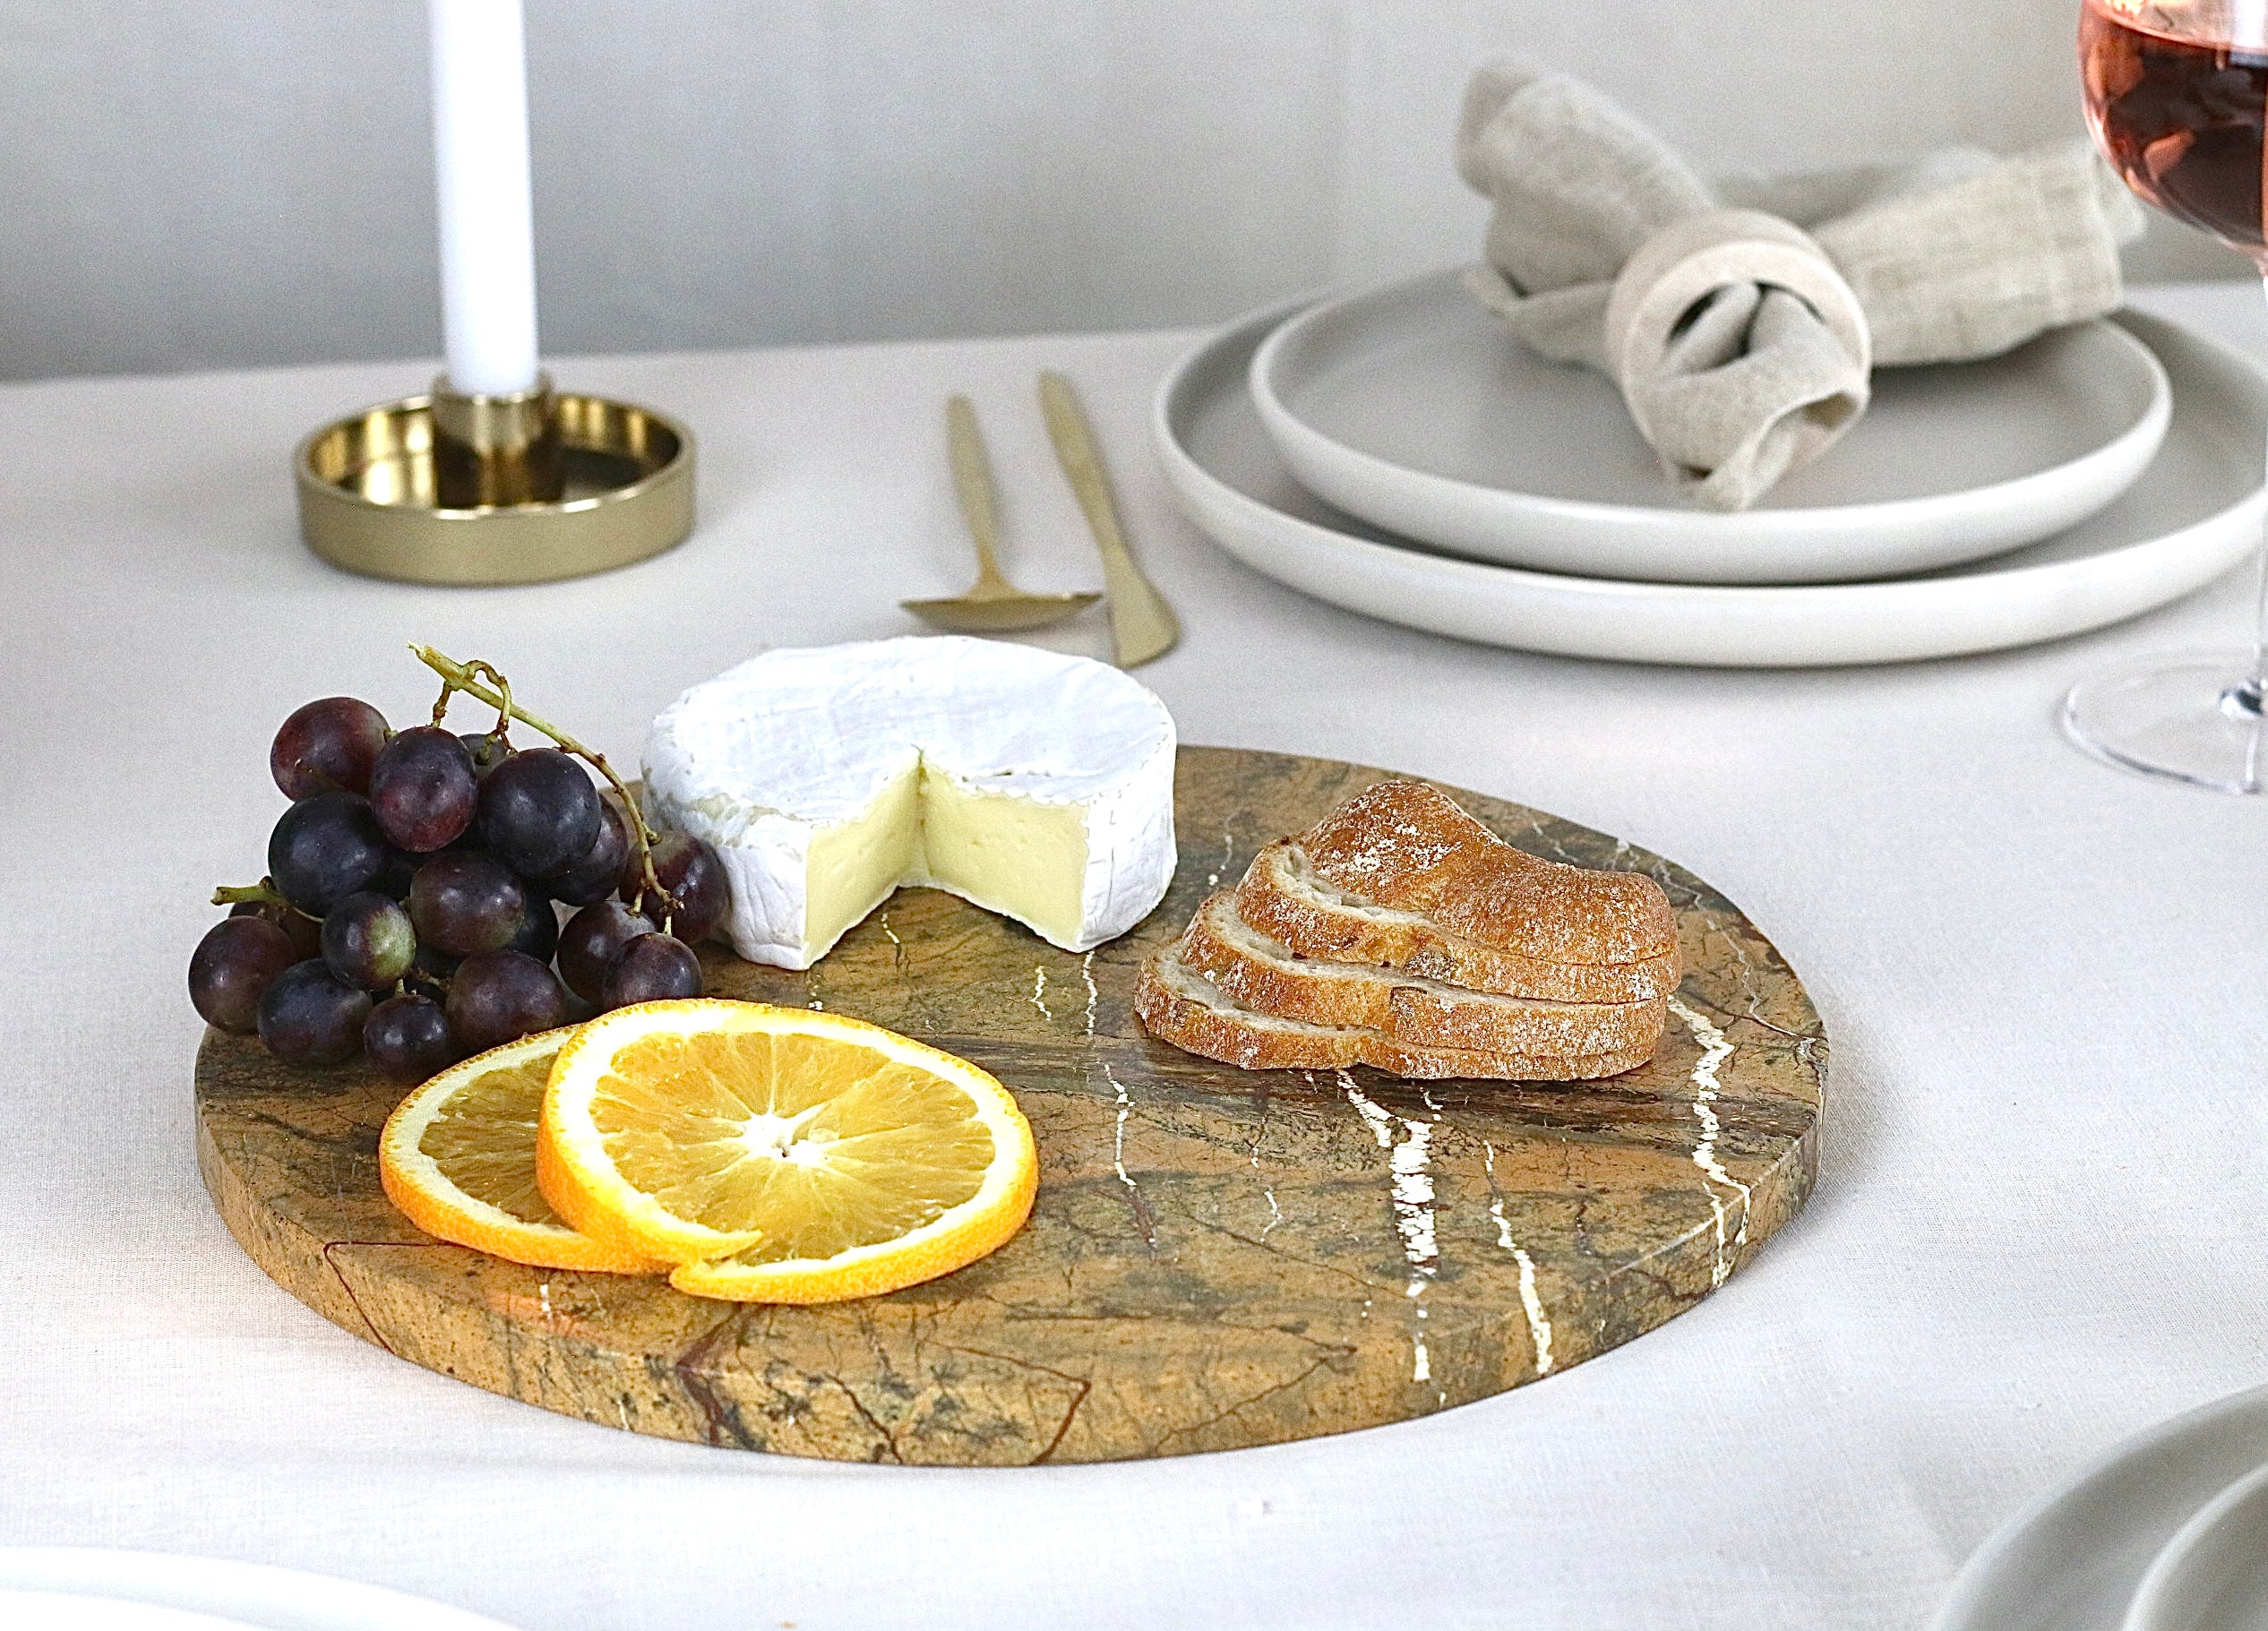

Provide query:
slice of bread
left=1302, top=780, right=1677, bottom=968
left=1177, top=890, right=1666, bottom=1057
left=1237, top=840, right=1680, bottom=1005
left=1134, top=940, right=1655, bottom=1082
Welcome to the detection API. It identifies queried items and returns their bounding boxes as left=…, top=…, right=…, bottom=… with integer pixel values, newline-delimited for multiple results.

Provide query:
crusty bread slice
left=1134, top=940, right=1655, bottom=1082
left=1236, top=840, right=1680, bottom=1005
left=1302, top=780, right=1678, bottom=968
left=1177, top=890, right=1666, bottom=1057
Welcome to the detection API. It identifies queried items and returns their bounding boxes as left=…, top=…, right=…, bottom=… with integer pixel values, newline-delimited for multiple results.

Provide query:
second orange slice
left=536, top=1000, right=1038, bottom=1303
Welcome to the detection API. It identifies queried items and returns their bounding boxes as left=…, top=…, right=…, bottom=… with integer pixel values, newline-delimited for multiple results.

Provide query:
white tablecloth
left=4, top=281, right=2264, bottom=1631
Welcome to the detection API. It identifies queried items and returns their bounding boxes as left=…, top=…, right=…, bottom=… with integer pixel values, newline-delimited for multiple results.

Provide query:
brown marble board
left=194, top=746, right=1826, bottom=1466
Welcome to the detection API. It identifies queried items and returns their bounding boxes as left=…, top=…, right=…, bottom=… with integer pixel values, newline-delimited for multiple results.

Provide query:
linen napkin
left=1456, top=60, right=2147, bottom=511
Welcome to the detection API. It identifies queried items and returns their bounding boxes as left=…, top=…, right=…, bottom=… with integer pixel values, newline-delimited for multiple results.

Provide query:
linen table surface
left=2, top=283, right=2264, bottom=1631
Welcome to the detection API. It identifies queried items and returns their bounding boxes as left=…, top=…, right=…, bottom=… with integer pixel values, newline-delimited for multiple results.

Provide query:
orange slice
left=535, top=1000, right=1037, bottom=1303
left=379, top=1029, right=667, bottom=1275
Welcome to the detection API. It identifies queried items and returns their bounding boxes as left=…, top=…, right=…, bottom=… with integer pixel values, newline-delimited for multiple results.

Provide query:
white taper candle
left=428, top=0, right=540, bottom=396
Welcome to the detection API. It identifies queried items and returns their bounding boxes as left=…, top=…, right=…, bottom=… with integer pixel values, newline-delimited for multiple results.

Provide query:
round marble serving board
left=194, top=746, right=1826, bottom=1466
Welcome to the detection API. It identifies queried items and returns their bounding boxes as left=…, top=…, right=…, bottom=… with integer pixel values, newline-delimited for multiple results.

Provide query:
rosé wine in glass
left=2069, top=0, right=2268, bottom=792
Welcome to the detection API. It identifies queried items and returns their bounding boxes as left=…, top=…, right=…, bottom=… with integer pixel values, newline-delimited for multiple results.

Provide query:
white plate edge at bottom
left=1154, top=299, right=2267, bottom=668
left=1929, top=1384, right=2268, bottom=1631
left=0, top=1549, right=524, bottom=1631
left=0, top=1591, right=271, bottom=1631
left=2121, top=1461, right=2268, bottom=1631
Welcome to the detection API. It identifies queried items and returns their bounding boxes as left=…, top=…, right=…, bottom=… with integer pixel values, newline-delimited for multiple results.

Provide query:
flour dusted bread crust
left=1138, top=777, right=1679, bottom=1083
left=1177, top=891, right=1666, bottom=1058
left=1236, top=840, right=1680, bottom=1005
left=1300, top=780, right=1677, bottom=968
left=1134, top=942, right=1656, bottom=1082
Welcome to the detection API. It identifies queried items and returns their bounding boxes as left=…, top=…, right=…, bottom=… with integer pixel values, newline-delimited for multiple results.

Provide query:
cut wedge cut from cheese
left=644, top=637, right=1177, bottom=968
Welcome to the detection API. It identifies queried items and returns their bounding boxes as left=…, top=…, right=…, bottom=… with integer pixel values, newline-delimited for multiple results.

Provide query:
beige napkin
left=1456, top=60, right=2147, bottom=511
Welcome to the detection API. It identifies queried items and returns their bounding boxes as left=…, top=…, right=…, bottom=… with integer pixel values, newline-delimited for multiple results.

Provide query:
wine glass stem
left=2252, top=272, right=2268, bottom=717
left=2227, top=276, right=2268, bottom=791
left=2234, top=273, right=2268, bottom=799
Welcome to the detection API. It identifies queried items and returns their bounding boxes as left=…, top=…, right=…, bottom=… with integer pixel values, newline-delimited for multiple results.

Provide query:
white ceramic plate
left=0, top=1592, right=267, bottom=1631
left=1930, top=1386, right=2268, bottom=1631
left=2123, top=1462, right=2268, bottom=1631
left=1155, top=300, right=2264, bottom=668
left=1249, top=268, right=2174, bottom=586
left=0, top=1550, right=522, bottom=1631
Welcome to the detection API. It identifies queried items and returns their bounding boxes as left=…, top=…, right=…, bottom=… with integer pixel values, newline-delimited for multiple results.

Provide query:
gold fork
left=901, top=396, right=1101, bottom=634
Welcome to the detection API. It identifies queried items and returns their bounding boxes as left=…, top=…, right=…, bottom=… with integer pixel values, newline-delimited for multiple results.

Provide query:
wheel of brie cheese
left=644, top=637, right=1179, bottom=969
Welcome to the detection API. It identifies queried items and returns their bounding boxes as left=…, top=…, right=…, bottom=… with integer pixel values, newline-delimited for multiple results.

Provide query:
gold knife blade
left=1037, top=370, right=1180, bottom=668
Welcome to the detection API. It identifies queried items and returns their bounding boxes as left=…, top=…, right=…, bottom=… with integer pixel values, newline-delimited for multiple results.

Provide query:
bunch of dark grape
left=189, top=652, right=730, bottom=1085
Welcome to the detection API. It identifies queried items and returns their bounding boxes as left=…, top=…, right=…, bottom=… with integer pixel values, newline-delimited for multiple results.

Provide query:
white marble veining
left=1668, top=994, right=1750, bottom=1288
left=1342, top=1074, right=1440, bottom=1386
left=1483, top=1139, right=1557, bottom=1379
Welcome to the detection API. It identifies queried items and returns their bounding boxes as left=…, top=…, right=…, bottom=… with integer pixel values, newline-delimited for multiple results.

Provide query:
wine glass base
left=2062, top=652, right=2268, bottom=794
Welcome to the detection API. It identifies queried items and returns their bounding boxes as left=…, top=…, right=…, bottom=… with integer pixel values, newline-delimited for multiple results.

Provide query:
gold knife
left=1038, top=371, right=1180, bottom=668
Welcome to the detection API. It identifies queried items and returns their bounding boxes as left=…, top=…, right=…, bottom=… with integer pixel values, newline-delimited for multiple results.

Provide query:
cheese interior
left=804, top=759, right=925, bottom=959
left=802, top=755, right=1090, bottom=959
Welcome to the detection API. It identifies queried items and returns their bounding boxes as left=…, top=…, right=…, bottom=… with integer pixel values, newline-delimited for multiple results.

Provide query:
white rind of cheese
left=644, top=636, right=1178, bottom=969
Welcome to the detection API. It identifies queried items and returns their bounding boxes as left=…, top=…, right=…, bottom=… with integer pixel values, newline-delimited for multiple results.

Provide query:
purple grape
left=364, top=994, right=459, bottom=1084
left=268, top=792, right=390, bottom=914
left=321, top=890, right=417, bottom=989
left=546, top=797, right=631, bottom=906
left=412, top=940, right=460, bottom=982
left=232, top=897, right=323, bottom=959
left=602, top=932, right=704, bottom=1009
left=557, top=900, right=655, bottom=1004
left=271, top=697, right=390, bottom=800
left=479, top=748, right=599, bottom=878
left=374, top=849, right=419, bottom=901
left=408, top=852, right=528, bottom=957
left=367, top=725, right=478, bottom=853
left=622, top=831, right=729, bottom=943
left=505, top=893, right=560, bottom=963
left=460, top=731, right=511, bottom=779
left=446, top=950, right=565, bottom=1052
left=256, top=960, right=372, bottom=1065
left=191, top=915, right=299, bottom=1033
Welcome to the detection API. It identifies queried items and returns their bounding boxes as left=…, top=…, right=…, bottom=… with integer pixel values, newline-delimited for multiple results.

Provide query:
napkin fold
left=1456, top=61, right=2147, bottom=511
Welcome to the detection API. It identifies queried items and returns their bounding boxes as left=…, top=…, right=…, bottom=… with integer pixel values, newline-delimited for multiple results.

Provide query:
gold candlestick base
left=295, top=382, right=694, bottom=586
left=431, top=373, right=565, bottom=507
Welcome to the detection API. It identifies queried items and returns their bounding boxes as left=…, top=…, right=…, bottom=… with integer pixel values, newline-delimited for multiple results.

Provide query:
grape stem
left=408, top=643, right=668, bottom=922
left=211, top=880, right=308, bottom=917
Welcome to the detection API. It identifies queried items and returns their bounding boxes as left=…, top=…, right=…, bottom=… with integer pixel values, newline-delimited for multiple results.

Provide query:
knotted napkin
left=1456, top=60, right=2147, bottom=511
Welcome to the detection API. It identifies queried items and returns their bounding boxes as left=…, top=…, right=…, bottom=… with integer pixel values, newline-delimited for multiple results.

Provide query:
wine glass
left=2075, top=0, right=2268, bottom=792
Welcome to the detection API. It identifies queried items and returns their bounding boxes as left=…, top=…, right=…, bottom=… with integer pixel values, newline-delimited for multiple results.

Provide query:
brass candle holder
left=295, top=373, right=694, bottom=586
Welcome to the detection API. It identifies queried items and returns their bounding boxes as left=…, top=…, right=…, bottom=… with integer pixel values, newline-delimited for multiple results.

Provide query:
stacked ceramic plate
left=1934, top=1385, right=2268, bottom=1631
left=0, top=1549, right=522, bottom=1631
left=1153, top=270, right=2268, bottom=666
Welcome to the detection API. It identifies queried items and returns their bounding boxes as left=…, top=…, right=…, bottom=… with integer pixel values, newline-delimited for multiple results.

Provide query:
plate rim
left=2120, top=1459, right=2268, bottom=1631
left=1246, top=266, right=2175, bottom=584
left=1928, top=1383, right=2268, bottom=1631
left=0, top=1549, right=523, bottom=1631
left=0, top=1590, right=271, bottom=1631
left=1153, top=297, right=2266, bottom=666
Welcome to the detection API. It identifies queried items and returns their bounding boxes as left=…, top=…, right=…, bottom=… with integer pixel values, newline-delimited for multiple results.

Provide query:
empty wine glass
left=2074, top=0, right=2268, bottom=791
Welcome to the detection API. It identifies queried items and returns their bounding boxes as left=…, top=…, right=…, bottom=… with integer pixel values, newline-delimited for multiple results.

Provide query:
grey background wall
left=0, top=0, right=2246, bottom=382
